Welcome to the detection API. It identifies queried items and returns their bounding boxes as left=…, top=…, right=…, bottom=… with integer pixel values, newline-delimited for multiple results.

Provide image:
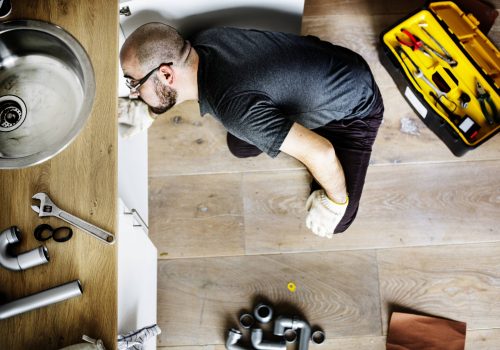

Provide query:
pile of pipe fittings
left=226, top=302, right=326, bottom=350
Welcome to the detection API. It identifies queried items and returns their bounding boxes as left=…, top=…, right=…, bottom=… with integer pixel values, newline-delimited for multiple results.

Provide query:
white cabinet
left=117, top=199, right=157, bottom=350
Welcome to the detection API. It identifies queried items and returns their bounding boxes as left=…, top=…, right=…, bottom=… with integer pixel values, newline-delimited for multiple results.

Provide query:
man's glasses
left=125, top=62, right=172, bottom=98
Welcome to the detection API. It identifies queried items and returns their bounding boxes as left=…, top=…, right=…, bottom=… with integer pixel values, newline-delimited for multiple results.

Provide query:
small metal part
left=254, top=303, right=273, bottom=324
left=460, top=92, right=471, bottom=109
left=287, top=282, right=296, bottom=292
left=419, top=22, right=457, bottom=66
left=119, top=6, right=131, bottom=16
left=283, top=329, right=297, bottom=344
left=239, top=313, right=254, bottom=329
left=251, top=328, right=286, bottom=350
left=311, top=330, right=326, bottom=344
left=0, top=95, right=27, bottom=132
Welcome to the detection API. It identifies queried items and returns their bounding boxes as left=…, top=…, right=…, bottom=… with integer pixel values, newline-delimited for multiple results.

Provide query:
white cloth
left=117, top=324, right=162, bottom=350
left=118, top=98, right=155, bottom=139
left=305, top=189, right=348, bottom=238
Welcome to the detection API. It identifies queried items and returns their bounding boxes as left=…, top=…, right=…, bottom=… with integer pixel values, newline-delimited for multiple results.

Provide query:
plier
left=476, top=80, right=498, bottom=124
left=396, top=29, right=432, bottom=58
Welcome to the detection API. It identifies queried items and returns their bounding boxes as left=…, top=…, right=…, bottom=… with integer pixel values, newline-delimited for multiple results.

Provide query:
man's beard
left=149, top=75, right=177, bottom=115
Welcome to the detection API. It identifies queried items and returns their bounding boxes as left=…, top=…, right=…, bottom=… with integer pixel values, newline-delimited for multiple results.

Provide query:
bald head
left=120, top=22, right=192, bottom=72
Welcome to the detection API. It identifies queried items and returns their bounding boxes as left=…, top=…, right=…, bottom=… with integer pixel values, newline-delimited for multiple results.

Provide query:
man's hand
left=305, top=189, right=348, bottom=238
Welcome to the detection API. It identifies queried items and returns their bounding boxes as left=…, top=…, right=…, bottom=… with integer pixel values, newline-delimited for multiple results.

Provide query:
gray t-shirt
left=192, top=27, right=381, bottom=157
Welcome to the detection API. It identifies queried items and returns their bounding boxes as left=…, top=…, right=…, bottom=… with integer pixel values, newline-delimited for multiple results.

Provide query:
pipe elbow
left=292, top=317, right=311, bottom=330
left=226, top=329, right=252, bottom=350
left=0, top=226, right=49, bottom=271
left=251, top=329, right=286, bottom=350
left=292, top=317, right=311, bottom=350
left=0, top=226, right=22, bottom=270
left=273, top=315, right=293, bottom=336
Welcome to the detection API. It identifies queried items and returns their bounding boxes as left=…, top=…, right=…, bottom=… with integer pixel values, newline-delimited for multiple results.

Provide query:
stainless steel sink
left=0, top=20, right=95, bottom=169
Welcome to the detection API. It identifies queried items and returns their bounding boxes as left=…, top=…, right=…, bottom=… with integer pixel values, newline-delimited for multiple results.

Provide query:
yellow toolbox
left=380, top=1, right=499, bottom=156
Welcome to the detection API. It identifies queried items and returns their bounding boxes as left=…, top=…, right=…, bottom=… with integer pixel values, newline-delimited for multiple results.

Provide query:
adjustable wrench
left=31, top=192, right=115, bottom=244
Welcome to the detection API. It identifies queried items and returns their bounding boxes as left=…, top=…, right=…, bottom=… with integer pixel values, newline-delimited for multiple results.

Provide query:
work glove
left=118, top=98, right=156, bottom=139
left=305, top=189, right=348, bottom=239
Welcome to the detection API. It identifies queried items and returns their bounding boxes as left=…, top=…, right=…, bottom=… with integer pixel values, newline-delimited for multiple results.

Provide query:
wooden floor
left=148, top=0, right=500, bottom=348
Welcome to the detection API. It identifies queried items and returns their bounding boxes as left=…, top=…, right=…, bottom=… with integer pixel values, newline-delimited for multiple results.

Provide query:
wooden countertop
left=0, top=1, right=118, bottom=349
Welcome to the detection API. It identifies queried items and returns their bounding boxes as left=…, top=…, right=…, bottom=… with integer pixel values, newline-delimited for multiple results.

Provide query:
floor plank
left=151, top=160, right=500, bottom=258
left=148, top=101, right=302, bottom=177
left=378, top=242, right=500, bottom=333
left=156, top=251, right=381, bottom=346
left=157, top=329, right=500, bottom=349
left=149, top=173, right=246, bottom=258
left=242, top=160, right=500, bottom=255
left=157, top=336, right=387, bottom=350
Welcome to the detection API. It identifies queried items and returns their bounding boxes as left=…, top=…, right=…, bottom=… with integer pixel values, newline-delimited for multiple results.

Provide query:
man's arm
left=279, top=122, right=347, bottom=204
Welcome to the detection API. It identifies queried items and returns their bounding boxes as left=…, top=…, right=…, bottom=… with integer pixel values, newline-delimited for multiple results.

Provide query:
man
left=120, top=23, right=383, bottom=238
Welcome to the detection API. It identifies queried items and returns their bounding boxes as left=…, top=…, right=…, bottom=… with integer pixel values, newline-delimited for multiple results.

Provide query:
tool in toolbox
left=381, top=1, right=500, bottom=156
left=475, top=79, right=498, bottom=124
left=396, top=29, right=433, bottom=58
left=418, top=22, right=457, bottom=66
left=396, top=45, right=457, bottom=111
left=31, top=192, right=115, bottom=244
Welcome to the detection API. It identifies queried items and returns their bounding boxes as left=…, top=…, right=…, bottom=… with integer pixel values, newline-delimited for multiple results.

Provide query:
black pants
left=227, top=100, right=384, bottom=234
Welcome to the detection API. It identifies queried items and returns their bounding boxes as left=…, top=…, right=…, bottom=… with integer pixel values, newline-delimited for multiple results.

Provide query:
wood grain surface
left=150, top=173, right=245, bottom=258
left=156, top=250, right=381, bottom=346
left=378, top=242, right=500, bottom=332
left=149, top=0, right=500, bottom=348
left=0, top=1, right=118, bottom=349
left=158, top=329, right=500, bottom=350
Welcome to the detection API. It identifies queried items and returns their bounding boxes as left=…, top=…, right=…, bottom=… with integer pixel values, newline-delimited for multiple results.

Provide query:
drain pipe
left=0, top=226, right=49, bottom=271
left=0, top=280, right=83, bottom=320
left=251, top=329, right=286, bottom=350
left=274, top=316, right=311, bottom=350
left=226, top=329, right=254, bottom=350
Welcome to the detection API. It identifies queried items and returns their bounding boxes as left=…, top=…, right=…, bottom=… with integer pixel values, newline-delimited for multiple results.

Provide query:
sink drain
left=0, top=95, right=26, bottom=132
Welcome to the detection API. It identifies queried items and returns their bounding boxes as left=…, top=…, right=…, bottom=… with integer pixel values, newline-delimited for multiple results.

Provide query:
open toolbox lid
left=380, top=1, right=499, bottom=147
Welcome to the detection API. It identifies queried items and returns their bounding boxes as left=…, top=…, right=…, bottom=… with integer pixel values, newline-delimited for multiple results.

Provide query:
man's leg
left=226, top=132, right=263, bottom=158
left=312, top=102, right=384, bottom=234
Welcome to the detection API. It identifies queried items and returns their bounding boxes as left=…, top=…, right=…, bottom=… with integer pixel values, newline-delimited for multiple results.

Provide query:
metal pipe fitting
left=274, top=316, right=311, bottom=350
left=284, top=329, right=297, bottom=344
left=239, top=313, right=255, bottom=329
left=0, top=280, right=82, bottom=320
left=226, top=329, right=253, bottom=350
left=251, top=328, right=286, bottom=350
left=311, top=330, right=326, bottom=345
left=0, top=226, right=49, bottom=271
left=254, top=303, right=273, bottom=324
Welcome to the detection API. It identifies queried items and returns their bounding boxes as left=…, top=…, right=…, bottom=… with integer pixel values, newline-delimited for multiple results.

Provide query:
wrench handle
left=59, top=211, right=115, bottom=244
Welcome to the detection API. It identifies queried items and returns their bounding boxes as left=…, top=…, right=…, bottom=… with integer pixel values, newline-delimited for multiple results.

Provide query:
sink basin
left=0, top=20, right=95, bottom=169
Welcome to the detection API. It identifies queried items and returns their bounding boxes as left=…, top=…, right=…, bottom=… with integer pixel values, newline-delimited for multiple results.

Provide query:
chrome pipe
left=226, top=329, right=253, bottom=350
left=254, top=303, right=273, bottom=324
left=0, top=280, right=83, bottom=320
left=274, top=316, right=311, bottom=350
left=251, top=329, right=286, bottom=350
left=0, top=226, right=49, bottom=271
